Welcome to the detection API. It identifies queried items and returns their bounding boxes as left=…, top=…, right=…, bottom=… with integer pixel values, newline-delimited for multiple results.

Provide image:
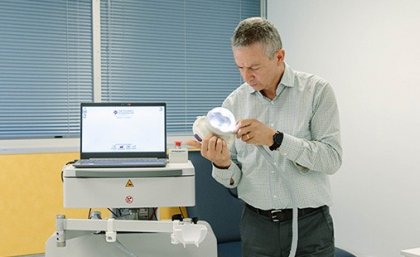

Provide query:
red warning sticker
left=125, top=195, right=134, bottom=204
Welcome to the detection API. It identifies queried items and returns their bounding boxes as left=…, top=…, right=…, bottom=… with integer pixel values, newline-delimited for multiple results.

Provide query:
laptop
left=73, top=102, right=168, bottom=168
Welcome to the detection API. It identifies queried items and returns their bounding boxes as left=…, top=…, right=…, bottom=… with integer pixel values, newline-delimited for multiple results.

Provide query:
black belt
left=245, top=203, right=325, bottom=222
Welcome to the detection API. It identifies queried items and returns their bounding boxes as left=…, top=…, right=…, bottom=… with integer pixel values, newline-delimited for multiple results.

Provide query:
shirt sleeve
left=211, top=161, right=242, bottom=188
left=278, top=83, right=343, bottom=175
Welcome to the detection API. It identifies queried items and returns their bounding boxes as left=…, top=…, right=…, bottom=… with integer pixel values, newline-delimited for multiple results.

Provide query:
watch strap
left=269, top=131, right=283, bottom=151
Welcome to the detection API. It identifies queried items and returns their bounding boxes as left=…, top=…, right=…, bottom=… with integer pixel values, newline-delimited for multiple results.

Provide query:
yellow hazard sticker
left=125, top=179, right=134, bottom=187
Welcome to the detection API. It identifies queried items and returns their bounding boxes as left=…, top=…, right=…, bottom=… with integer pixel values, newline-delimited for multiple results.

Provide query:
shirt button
left=271, top=170, right=275, bottom=174
left=273, top=195, right=278, bottom=198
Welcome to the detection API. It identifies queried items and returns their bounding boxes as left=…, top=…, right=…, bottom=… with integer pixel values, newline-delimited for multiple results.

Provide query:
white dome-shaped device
left=206, top=107, right=237, bottom=134
left=192, top=107, right=236, bottom=149
left=192, top=116, right=210, bottom=142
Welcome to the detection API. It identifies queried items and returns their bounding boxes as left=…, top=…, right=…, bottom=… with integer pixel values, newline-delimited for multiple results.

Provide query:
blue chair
left=187, top=151, right=355, bottom=257
left=335, top=247, right=356, bottom=257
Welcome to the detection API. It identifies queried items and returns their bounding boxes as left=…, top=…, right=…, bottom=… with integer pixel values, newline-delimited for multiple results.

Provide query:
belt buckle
left=270, top=209, right=282, bottom=222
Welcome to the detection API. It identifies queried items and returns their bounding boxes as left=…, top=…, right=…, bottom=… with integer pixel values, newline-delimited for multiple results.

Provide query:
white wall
left=268, top=1, right=420, bottom=256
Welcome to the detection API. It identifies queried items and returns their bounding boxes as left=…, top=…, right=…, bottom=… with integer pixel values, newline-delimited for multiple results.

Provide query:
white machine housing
left=63, top=161, right=195, bottom=208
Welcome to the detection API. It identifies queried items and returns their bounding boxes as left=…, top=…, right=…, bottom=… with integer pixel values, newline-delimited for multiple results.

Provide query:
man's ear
left=276, top=48, right=285, bottom=64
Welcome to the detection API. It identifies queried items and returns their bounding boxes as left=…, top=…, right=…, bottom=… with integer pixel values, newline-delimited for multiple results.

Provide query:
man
left=189, top=17, right=342, bottom=257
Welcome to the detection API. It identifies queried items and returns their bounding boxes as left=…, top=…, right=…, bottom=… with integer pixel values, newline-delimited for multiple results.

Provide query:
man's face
left=233, top=42, right=284, bottom=94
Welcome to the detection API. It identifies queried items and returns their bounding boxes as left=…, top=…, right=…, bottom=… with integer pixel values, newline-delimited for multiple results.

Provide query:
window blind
left=0, top=0, right=259, bottom=140
left=100, top=0, right=260, bottom=133
left=0, top=0, right=92, bottom=139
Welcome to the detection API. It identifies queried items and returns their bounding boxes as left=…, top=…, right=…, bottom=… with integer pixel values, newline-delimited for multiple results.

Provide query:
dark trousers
left=240, top=205, right=335, bottom=257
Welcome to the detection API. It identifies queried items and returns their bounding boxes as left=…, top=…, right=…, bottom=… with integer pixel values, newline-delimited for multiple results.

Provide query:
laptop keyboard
left=74, top=158, right=167, bottom=168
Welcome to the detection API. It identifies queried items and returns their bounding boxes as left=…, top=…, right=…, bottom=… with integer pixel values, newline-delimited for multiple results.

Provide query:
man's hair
left=231, top=17, right=282, bottom=59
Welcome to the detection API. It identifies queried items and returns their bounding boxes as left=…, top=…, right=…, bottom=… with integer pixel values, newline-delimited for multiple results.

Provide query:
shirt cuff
left=212, top=162, right=241, bottom=187
left=212, top=164, right=234, bottom=180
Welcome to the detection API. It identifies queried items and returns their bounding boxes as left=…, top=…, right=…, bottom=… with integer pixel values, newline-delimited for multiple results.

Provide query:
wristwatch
left=269, top=131, right=284, bottom=151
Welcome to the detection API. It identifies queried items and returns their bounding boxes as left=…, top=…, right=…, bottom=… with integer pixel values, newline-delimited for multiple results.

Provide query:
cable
left=148, top=208, right=157, bottom=220
left=61, top=160, right=77, bottom=183
left=65, top=160, right=77, bottom=165
left=107, top=208, right=118, bottom=217
left=257, top=145, right=298, bottom=257
left=178, top=207, right=185, bottom=219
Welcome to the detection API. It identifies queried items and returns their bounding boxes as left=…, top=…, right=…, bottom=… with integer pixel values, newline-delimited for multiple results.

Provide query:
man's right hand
left=186, top=134, right=231, bottom=168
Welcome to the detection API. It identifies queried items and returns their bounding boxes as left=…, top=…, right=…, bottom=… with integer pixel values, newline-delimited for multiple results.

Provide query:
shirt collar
left=280, top=62, right=295, bottom=89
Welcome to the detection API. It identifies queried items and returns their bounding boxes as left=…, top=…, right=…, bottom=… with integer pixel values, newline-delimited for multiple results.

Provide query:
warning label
left=125, top=195, right=134, bottom=204
left=125, top=179, right=134, bottom=187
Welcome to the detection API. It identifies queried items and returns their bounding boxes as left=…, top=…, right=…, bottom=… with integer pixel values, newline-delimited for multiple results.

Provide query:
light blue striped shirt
left=212, top=63, right=342, bottom=210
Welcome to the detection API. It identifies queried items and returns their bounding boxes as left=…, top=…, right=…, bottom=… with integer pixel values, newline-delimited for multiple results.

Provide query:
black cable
left=65, top=160, right=77, bottom=165
left=148, top=208, right=158, bottom=220
left=178, top=207, right=185, bottom=218
left=107, top=208, right=118, bottom=218
left=61, top=160, right=77, bottom=183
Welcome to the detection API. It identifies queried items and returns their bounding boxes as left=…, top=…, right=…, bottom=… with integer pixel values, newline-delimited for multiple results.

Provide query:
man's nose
left=242, top=69, right=254, bottom=81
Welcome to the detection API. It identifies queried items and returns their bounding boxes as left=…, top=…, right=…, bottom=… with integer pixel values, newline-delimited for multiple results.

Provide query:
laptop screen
left=80, top=102, right=167, bottom=159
